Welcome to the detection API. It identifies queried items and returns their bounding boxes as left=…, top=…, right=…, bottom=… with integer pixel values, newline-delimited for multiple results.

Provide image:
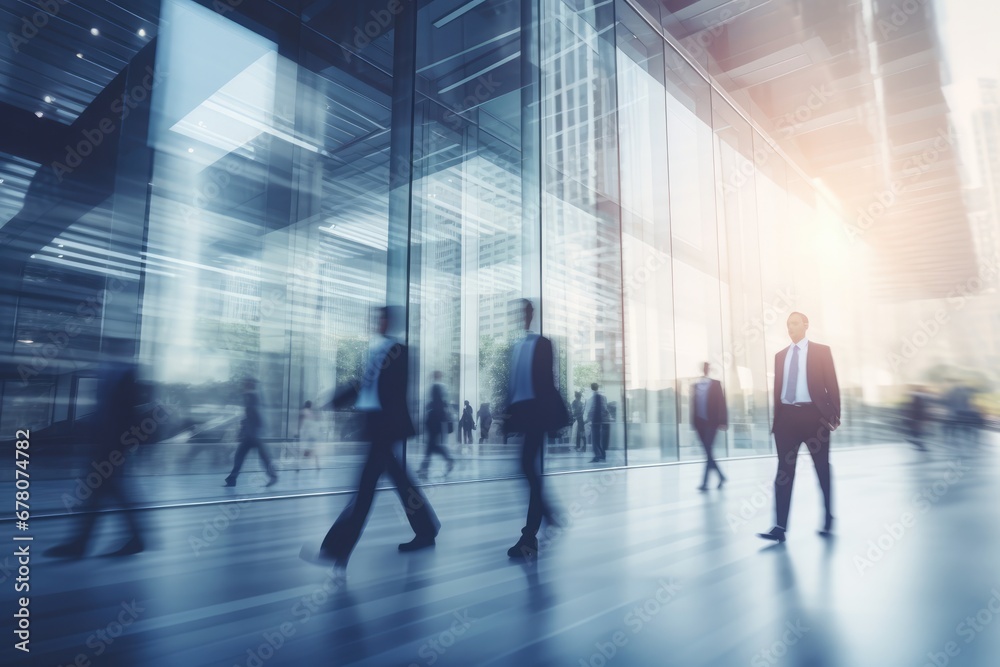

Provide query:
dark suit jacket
left=505, top=334, right=570, bottom=433
left=773, top=341, right=840, bottom=430
left=425, top=383, right=448, bottom=435
left=332, top=339, right=416, bottom=443
left=690, top=378, right=727, bottom=431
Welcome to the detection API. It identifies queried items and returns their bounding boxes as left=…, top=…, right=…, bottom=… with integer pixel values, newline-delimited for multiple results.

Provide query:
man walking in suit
left=504, top=299, right=568, bottom=560
left=572, top=391, right=585, bottom=450
left=758, top=312, right=840, bottom=542
left=225, top=378, right=278, bottom=488
left=319, top=307, right=440, bottom=568
left=692, top=362, right=727, bottom=490
left=585, top=383, right=609, bottom=462
left=420, top=370, right=455, bottom=478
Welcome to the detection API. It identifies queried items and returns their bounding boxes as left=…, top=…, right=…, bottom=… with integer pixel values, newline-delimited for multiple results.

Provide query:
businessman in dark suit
left=319, top=307, right=440, bottom=568
left=504, top=299, right=569, bottom=560
left=691, top=362, right=727, bottom=490
left=758, top=312, right=840, bottom=542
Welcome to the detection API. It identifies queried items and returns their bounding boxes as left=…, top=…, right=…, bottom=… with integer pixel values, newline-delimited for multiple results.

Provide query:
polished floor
left=7, top=437, right=1000, bottom=667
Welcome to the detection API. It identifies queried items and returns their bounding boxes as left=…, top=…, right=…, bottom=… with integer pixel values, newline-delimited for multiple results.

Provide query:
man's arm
left=826, top=346, right=841, bottom=420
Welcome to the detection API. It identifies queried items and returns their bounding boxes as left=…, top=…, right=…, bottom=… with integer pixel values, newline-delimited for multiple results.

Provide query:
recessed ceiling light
left=57, top=254, right=64, bottom=258
left=187, top=147, right=195, bottom=153
left=0, top=178, right=4, bottom=184
left=90, top=28, right=99, bottom=36
left=44, top=95, right=53, bottom=103
left=138, top=28, right=147, bottom=37
left=76, top=52, right=84, bottom=58
left=18, top=339, right=33, bottom=344
left=34, top=111, right=43, bottom=118
left=58, top=244, right=64, bottom=248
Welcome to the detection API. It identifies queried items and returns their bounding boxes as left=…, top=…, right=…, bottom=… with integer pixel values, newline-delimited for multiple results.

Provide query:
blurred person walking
left=420, top=371, right=455, bottom=479
left=477, top=402, right=493, bottom=443
left=46, top=338, right=146, bottom=558
left=692, top=362, right=728, bottom=490
left=584, top=383, right=610, bottom=463
left=503, top=299, right=569, bottom=560
left=460, top=400, right=476, bottom=446
left=296, top=400, right=322, bottom=471
left=572, top=391, right=585, bottom=451
left=758, top=312, right=840, bottom=543
left=224, top=378, right=278, bottom=488
left=319, top=307, right=440, bottom=569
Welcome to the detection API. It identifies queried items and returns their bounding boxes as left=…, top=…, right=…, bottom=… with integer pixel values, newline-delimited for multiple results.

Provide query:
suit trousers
left=695, top=421, right=722, bottom=486
left=590, top=421, right=605, bottom=460
left=520, top=424, right=554, bottom=538
left=227, top=435, right=276, bottom=482
left=321, top=435, right=440, bottom=563
left=420, top=428, right=454, bottom=471
left=772, top=404, right=833, bottom=530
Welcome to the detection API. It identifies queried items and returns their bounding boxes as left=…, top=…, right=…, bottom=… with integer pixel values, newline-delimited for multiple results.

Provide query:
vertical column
left=521, top=0, right=542, bottom=312
left=387, top=0, right=418, bottom=319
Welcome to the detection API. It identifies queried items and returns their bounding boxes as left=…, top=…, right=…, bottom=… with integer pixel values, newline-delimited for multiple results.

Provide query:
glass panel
left=664, top=48, right=723, bottom=463
left=616, top=0, right=677, bottom=465
left=409, top=0, right=534, bottom=481
left=542, top=0, right=625, bottom=471
left=713, top=93, right=771, bottom=456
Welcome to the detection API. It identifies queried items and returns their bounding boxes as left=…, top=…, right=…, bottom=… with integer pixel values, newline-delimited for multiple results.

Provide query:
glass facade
left=0, top=0, right=874, bottom=495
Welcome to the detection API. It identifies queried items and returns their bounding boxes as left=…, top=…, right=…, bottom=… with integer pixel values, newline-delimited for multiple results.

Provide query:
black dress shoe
left=697, top=485, right=709, bottom=492
left=398, top=535, right=436, bottom=552
left=507, top=536, right=538, bottom=560
left=820, top=515, right=835, bottom=535
left=717, top=476, right=726, bottom=489
left=223, top=478, right=236, bottom=487
left=266, top=475, right=279, bottom=487
left=107, top=537, right=144, bottom=557
left=756, top=527, right=786, bottom=543
left=589, top=458, right=600, bottom=463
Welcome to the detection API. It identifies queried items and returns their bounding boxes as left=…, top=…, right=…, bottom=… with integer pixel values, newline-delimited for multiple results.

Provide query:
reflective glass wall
left=0, top=0, right=876, bottom=501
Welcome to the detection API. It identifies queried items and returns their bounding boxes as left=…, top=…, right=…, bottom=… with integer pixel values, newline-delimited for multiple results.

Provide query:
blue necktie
left=784, top=345, right=799, bottom=404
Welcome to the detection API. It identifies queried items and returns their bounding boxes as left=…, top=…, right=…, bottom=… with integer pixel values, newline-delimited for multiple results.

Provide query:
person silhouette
left=503, top=299, right=569, bottom=560
left=692, top=362, right=728, bottom=490
left=477, top=402, right=493, bottom=443
left=420, top=371, right=455, bottom=478
left=45, top=338, right=146, bottom=558
left=572, top=391, right=585, bottom=451
left=460, top=400, right=475, bottom=446
left=584, top=383, right=609, bottom=463
left=224, top=378, right=278, bottom=487
left=758, top=312, right=840, bottom=543
left=318, top=307, right=440, bottom=569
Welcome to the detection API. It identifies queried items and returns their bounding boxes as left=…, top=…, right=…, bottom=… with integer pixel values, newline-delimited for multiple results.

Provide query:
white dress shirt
left=781, top=337, right=813, bottom=404
left=510, top=333, right=538, bottom=405
left=355, top=335, right=394, bottom=412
